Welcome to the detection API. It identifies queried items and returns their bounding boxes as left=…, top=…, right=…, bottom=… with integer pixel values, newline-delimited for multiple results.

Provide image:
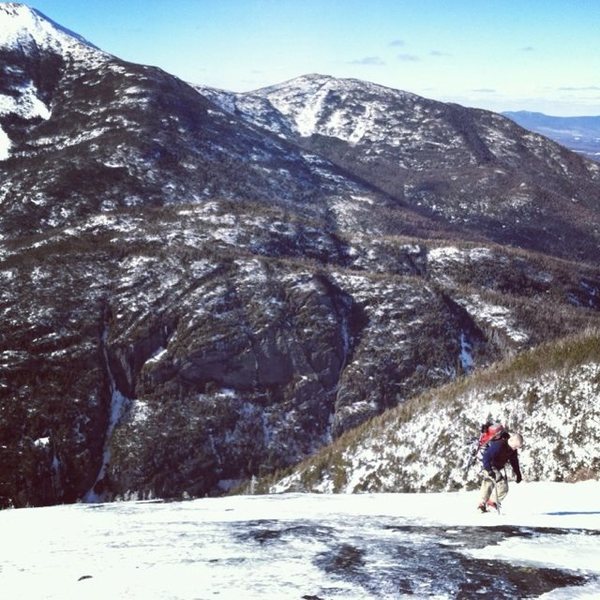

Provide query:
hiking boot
left=477, top=503, right=487, bottom=513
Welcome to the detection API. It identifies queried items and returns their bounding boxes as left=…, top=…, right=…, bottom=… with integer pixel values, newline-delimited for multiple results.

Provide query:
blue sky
left=29, top=0, right=600, bottom=115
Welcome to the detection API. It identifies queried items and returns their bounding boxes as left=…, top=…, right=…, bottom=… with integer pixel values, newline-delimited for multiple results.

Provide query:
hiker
left=464, top=421, right=506, bottom=474
left=478, top=432, right=523, bottom=512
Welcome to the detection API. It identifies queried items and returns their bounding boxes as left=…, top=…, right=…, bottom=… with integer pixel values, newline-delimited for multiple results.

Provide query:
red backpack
left=478, top=422, right=506, bottom=448
left=464, top=421, right=508, bottom=473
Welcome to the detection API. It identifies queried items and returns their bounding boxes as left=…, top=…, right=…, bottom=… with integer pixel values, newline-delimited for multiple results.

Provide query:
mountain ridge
left=198, top=75, right=600, bottom=263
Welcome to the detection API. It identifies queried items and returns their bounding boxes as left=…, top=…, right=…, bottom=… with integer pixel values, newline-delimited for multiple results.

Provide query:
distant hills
left=503, top=111, right=600, bottom=161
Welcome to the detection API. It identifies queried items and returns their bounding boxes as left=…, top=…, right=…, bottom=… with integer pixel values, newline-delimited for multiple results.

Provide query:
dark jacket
left=482, top=438, right=521, bottom=479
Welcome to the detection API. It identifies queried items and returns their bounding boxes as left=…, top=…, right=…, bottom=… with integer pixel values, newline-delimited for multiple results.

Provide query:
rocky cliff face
left=1, top=5, right=600, bottom=507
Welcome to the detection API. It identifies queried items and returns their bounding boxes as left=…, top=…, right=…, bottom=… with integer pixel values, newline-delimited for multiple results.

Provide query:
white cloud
left=397, top=53, right=420, bottom=62
left=348, top=56, right=386, bottom=66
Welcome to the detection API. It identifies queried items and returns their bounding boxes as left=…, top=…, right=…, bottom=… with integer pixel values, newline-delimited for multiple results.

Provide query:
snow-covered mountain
left=1, top=5, right=599, bottom=508
left=1, top=8, right=407, bottom=242
left=201, top=74, right=426, bottom=142
left=198, top=74, right=600, bottom=262
left=0, top=3, right=108, bottom=159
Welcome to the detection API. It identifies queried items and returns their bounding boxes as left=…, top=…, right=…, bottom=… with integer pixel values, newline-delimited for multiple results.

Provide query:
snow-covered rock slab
left=0, top=481, right=598, bottom=599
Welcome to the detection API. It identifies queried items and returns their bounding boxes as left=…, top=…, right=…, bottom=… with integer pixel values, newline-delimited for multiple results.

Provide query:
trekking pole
left=491, top=471, right=503, bottom=514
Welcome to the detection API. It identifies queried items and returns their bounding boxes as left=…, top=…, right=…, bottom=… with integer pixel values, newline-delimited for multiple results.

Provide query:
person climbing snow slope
left=478, top=432, right=523, bottom=512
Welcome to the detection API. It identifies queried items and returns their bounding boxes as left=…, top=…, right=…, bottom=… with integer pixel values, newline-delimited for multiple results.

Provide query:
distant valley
left=503, top=111, right=600, bottom=161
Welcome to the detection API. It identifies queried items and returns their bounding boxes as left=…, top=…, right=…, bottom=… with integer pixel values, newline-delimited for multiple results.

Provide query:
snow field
left=0, top=481, right=598, bottom=599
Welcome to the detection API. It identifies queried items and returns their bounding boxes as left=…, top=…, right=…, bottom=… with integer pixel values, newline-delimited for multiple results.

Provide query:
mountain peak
left=250, top=73, right=333, bottom=96
left=0, top=3, right=110, bottom=161
left=0, top=3, right=104, bottom=60
left=254, top=73, right=419, bottom=99
left=244, top=73, right=423, bottom=139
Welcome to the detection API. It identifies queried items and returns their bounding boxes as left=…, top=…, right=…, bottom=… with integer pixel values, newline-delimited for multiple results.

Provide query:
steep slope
left=0, top=5, right=453, bottom=506
left=201, top=75, right=600, bottom=262
left=5, top=199, right=600, bottom=506
left=2, top=6, right=600, bottom=507
left=0, top=2, right=107, bottom=160
left=257, top=329, right=600, bottom=494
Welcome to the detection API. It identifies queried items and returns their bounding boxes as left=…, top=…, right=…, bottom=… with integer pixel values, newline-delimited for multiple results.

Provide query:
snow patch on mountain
left=293, top=82, right=328, bottom=136
left=0, top=75, right=52, bottom=160
left=0, top=124, right=11, bottom=160
left=0, top=79, right=51, bottom=119
left=428, top=245, right=495, bottom=263
left=457, top=293, right=529, bottom=344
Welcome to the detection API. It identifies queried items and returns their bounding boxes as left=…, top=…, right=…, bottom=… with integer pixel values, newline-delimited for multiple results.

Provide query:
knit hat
left=508, top=433, right=523, bottom=449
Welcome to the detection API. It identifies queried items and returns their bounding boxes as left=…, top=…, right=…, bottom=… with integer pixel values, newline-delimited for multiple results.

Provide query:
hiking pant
left=480, top=470, right=508, bottom=504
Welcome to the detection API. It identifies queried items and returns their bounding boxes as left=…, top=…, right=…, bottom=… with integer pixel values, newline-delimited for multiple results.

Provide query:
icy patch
left=84, top=388, right=129, bottom=503
left=467, top=530, right=600, bottom=574
left=84, top=326, right=132, bottom=503
left=459, top=332, right=474, bottom=371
